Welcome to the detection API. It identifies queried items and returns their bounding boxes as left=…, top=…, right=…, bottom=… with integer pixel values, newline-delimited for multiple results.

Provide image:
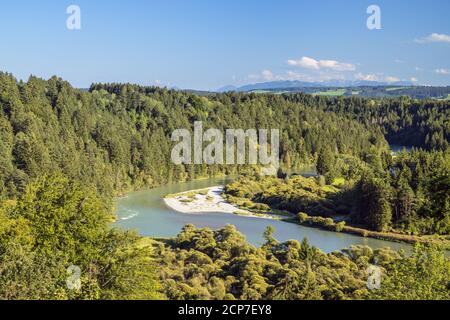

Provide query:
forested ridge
left=0, top=72, right=449, bottom=300
left=284, top=94, right=449, bottom=150
left=0, top=72, right=388, bottom=200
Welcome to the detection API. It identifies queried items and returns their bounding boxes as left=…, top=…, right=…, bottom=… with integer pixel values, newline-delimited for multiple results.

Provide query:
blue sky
left=0, top=0, right=449, bottom=89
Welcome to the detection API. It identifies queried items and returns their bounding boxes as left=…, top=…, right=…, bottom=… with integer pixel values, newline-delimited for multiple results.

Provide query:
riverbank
left=115, top=177, right=416, bottom=252
left=164, top=186, right=284, bottom=220
left=164, top=185, right=449, bottom=250
left=294, top=212, right=450, bottom=250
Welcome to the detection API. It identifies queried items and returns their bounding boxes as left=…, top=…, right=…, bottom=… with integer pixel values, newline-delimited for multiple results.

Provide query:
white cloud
left=435, top=68, right=450, bottom=75
left=247, top=70, right=285, bottom=82
left=284, top=71, right=310, bottom=81
left=287, top=56, right=356, bottom=71
left=416, top=33, right=450, bottom=43
left=385, top=76, right=400, bottom=83
left=394, top=59, right=405, bottom=64
left=355, top=73, right=403, bottom=83
left=247, top=73, right=261, bottom=81
left=248, top=67, right=409, bottom=85
left=261, top=70, right=274, bottom=81
left=354, top=73, right=379, bottom=81
left=415, top=66, right=423, bottom=71
left=287, top=56, right=318, bottom=69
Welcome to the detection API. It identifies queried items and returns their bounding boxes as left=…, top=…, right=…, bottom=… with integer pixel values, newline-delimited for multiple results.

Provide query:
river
left=114, top=176, right=412, bottom=253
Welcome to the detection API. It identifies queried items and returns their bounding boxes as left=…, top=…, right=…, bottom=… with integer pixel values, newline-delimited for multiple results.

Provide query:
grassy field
left=312, top=89, right=347, bottom=96
left=250, top=90, right=289, bottom=95
left=385, top=87, right=404, bottom=91
left=250, top=90, right=271, bottom=93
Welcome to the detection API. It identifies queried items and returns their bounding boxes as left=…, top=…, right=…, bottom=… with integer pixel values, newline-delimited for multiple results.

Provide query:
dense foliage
left=225, top=148, right=450, bottom=235
left=0, top=72, right=449, bottom=300
left=0, top=175, right=161, bottom=299
left=0, top=72, right=388, bottom=200
left=155, top=224, right=449, bottom=300
left=225, top=175, right=344, bottom=217
left=286, top=94, right=450, bottom=150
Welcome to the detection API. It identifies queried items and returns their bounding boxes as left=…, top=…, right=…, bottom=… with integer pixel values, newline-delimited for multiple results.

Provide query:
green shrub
left=297, top=212, right=309, bottom=223
left=323, top=218, right=335, bottom=228
left=242, top=200, right=254, bottom=208
left=317, top=175, right=326, bottom=187
left=252, top=203, right=270, bottom=211
left=335, top=221, right=346, bottom=232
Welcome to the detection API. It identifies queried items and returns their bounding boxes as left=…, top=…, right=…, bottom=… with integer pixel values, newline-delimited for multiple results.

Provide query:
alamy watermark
left=66, top=265, right=81, bottom=291
left=65, top=5, right=380, bottom=31
left=66, top=5, right=81, bottom=30
left=366, top=265, right=382, bottom=290
left=367, top=5, right=381, bottom=30
left=171, top=121, right=280, bottom=175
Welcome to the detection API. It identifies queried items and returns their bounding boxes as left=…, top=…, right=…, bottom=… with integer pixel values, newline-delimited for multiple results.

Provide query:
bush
left=297, top=212, right=309, bottom=223
left=251, top=203, right=270, bottom=211
left=335, top=221, right=346, bottom=232
left=310, top=217, right=335, bottom=229
left=242, top=200, right=254, bottom=208
left=323, top=218, right=335, bottom=229
left=317, top=175, right=326, bottom=187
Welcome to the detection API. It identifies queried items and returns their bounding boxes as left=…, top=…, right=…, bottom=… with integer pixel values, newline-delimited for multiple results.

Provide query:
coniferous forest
left=0, top=72, right=449, bottom=300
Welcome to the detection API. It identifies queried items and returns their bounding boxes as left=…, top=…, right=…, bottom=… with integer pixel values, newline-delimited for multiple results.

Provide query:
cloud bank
left=287, top=56, right=356, bottom=71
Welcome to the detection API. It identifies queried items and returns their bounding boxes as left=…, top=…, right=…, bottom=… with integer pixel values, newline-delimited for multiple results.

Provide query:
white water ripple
left=120, top=209, right=139, bottom=221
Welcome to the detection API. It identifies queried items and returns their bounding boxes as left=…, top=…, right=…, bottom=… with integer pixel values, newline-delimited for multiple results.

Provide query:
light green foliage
left=155, top=225, right=449, bottom=300
left=0, top=175, right=162, bottom=300
left=371, top=244, right=450, bottom=300
left=225, top=175, right=348, bottom=217
left=335, top=221, right=346, bottom=232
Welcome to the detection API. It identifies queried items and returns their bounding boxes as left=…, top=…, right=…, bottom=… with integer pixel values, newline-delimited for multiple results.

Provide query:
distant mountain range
left=216, top=80, right=414, bottom=92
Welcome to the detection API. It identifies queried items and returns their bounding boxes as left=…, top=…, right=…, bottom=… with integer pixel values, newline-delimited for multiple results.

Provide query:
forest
left=0, top=72, right=397, bottom=201
left=0, top=72, right=448, bottom=299
left=224, top=148, right=449, bottom=236
left=283, top=93, right=449, bottom=150
left=156, top=224, right=449, bottom=300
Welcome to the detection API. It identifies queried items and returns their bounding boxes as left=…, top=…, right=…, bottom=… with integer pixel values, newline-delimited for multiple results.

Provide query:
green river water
left=114, top=176, right=412, bottom=253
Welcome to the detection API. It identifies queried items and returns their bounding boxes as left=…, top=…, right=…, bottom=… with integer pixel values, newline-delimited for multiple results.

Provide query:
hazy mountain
left=217, top=80, right=414, bottom=92
left=216, top=85, right=238, bottom=92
